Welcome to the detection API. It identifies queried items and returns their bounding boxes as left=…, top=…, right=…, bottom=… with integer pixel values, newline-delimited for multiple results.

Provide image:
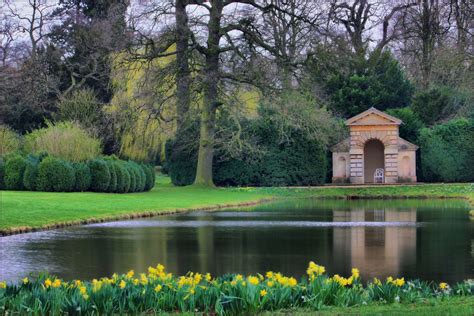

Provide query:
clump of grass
left=0, top=262, right=471, bottom=315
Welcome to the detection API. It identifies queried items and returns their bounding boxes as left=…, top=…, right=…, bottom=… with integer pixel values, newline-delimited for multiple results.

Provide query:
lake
left=1, top=199, right=472, bottom=283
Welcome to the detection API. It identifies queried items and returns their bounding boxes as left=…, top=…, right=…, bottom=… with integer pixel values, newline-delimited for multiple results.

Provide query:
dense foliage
left=418, top=119, right=474, bottom=182
left=323, top=52, right=413, bottom=118
left=0, top=154, right=154, bottom=193
left=0, top=126, right=22, bottom=156
left=168, top=105, right=329, bottom=187
left=0, top=262, right=471, bottom=315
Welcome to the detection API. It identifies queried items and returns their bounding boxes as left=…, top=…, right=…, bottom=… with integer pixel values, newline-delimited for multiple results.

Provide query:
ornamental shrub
left=73, top=162, right=91, bottom=192
left=4, top=155, right=27, bottom=190
left=106, top=160, right=118, bottom=192
left=0, top=158, right=5, bottom=189
left=37, top=157, right=75, bottom=192
left=142, top=164, right=155, bottom=191
left=130, top=161, right=146, bottom=192
left=23, top=157, right=39, bottom=191
left=115, top=161, right=131, bottom=193
left=25, top=121, right=101, bottom=162
left=126, top=162, right=137, bottom=192
left=88, top=159, right=111, bottom=192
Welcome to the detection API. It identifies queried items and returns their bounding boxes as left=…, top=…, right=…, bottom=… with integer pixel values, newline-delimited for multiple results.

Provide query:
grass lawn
left=0, top=174, right=472, bottom=234
left=271, top=297, right=474, bottom=315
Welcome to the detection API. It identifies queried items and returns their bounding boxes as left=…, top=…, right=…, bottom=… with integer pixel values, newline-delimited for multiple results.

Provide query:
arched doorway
left=364, top=139, right=385, bottom=183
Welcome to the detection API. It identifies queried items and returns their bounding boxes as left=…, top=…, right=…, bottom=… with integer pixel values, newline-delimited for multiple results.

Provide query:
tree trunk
left=193, top=0, right=222, bottom=186
left=175, top=0, right=191, bottom=133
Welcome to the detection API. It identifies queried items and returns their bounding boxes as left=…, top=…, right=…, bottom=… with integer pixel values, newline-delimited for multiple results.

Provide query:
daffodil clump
left=0, top=263, right=472, bottom=315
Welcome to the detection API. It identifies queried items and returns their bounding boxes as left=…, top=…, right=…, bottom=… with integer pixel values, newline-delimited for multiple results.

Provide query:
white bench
left=374, top=168, right=384, bottom=183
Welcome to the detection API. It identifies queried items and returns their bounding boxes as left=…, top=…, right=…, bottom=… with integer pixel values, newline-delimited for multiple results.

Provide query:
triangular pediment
left=346, top=107, right=402, bottom=126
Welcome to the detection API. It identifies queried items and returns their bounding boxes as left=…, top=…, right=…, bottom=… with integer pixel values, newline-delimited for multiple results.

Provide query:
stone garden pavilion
left=331, top=107, right=418, bottom=184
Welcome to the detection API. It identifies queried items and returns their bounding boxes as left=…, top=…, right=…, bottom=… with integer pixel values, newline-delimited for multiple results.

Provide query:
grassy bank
left=272, top=297, right=474, bottom=315
left=0, top=175, right=472, bottom=235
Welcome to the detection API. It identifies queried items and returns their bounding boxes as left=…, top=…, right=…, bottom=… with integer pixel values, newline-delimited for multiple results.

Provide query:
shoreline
left=1, top=186, right=472, bottom=237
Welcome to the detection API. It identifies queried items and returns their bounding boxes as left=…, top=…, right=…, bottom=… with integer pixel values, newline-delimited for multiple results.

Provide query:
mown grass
left=271, top=296, right=474, bottom=315
left=0, top=175, right=472, bottom=234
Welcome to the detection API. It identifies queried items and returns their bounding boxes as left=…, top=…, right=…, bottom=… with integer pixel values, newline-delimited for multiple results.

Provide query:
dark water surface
left=1, top=199, right=473, bottom=283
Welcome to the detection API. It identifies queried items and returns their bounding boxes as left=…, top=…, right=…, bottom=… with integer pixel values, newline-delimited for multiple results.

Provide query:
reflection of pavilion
left=333, top=208, right=417, bottom=280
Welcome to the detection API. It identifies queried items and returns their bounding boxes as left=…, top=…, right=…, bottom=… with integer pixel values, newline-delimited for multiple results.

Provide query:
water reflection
left=0, top=199, right=472, bottom=283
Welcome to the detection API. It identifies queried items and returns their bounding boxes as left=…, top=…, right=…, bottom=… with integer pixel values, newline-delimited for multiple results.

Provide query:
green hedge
left=4, top=155, right=27, bottom=190
left=167, top=117, right=327, bottom=187
left=37, top=157, right=75, bottom=192
left=115, top=161, right=131, bottom=193
left=73, top=162, right=91, bottom=192
left=0, top=154, right=154, bottom=193
left=419, top=119, right=474, bottom=182
left=107, top=160, right=118, bottom=193
left=88, top=159, right=111, bottom=192
left=23, top=157, right=39, bottom=191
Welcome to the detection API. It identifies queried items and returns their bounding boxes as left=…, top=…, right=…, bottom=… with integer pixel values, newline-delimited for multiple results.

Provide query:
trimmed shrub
left=142, top=164, right=155, bottom=191
left=0, top=125, right=22, bottom=156
left=129, top=161, right=146, bottom=192
left=0, top=158, right=5, bottom=190
left=37, top=157, right=75, bottom=192
left=23, top=157, right=39, bottom=191
left=115, top=161, right=131, bottom=193
left=106, top=160, right=118, bottom=192
left=127, top=162, right=138, bottom=192
left=4, top=155, right=27, bottom=190
left=73, top=162, right=91, bottom=192
left=25, top=121, right=101, bottom=162
left=88, top=159, right=111, bottom=192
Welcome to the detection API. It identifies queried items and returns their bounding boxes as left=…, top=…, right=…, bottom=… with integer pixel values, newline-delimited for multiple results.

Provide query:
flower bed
left=0, top=262, right=472, bottom=315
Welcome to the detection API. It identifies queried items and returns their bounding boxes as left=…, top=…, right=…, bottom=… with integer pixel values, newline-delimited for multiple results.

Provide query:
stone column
left=349, top=131, right=364, bottom=184
left=384, top=130, right=399, bottom=183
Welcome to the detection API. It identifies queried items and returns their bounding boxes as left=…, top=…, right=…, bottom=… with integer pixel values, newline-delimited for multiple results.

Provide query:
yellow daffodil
left=154, top=284, right=162, bottom=292
left=266, top=271, right=274, bottom=279
left=0, top=281, right=6, bottom=289
left=307, top=261, right=326, bottom=278
left=119, top=280, right=126, bottom=289
left=205, top=273, right=212, bottom=282
left=230, top=280, right=237, bottom=286
left=79, top=286, right=87, bottom=295
left=351, top=268, right=360, bottom=279
left=439, top=282, right=448, bottom=290
left=235, top=274, right=243, bottom=281
left=133, top=279, right=139, bottom=286
left=386, top=276, right=394, bottom=283
left=22, top=277, right=29, bottom=284
left=288, top=277, right=297, bottom=287
left=373, top=278, right=381, bottom=286
left=267, top=280, right=274, bottom=287
left=44, top=278, right=52, bottom=288
left=248, top=276, right=259, bottom=285
left=260, top=289, right=267, bottom=297
left=126, top=270, right=134, bottom=279
left=394, top=278, right=405, bottom=287
left=52, top=279, right=62, bottom=288
left=189, top=288, right=195, bottom=295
